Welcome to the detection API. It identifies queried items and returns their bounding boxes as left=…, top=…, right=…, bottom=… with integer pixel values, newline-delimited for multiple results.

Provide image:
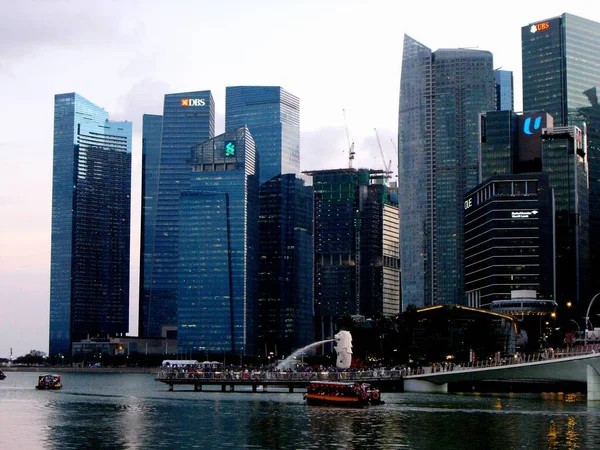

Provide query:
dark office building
left=522, top=13, right=600, bottom=305
left=398, top=35, right=496, bottom=308
left=305, top=168, right=400, bottom=342
left=225, top=86, right=300, bottom=184
left=177, top=127, right=259, bottom=355
left=257, top=174, right=314, bottom=357
left=464, top=174, right=555, bottom=307
left=50, top=93, right=132, bottom=356
left=140, top=91, right=215, bottom=339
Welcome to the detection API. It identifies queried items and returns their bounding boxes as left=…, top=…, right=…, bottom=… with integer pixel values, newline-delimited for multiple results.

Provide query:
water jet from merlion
left=275, top=330, right=353, bottom=370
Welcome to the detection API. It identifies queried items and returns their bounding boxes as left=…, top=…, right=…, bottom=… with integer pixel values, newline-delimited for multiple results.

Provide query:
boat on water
left=304, top=381, right=384, bottom=407
left=0, top=370, right=5, bottom=380
left=35, top=374, right=62, bottom=390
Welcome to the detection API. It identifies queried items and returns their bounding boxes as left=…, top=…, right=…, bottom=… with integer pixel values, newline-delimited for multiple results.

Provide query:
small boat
left=35, top=374, right=62, bottom=390
left=304, top=381, right=384, bottom=407
left=0, top=370, right=6, bottom=380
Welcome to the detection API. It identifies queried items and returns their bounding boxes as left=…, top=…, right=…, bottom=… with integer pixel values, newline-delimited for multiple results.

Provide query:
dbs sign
left=180, top=98, right=206, bottom=107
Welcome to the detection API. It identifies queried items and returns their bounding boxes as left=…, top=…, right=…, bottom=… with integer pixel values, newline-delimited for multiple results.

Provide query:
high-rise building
left=225, top=86, right=300, bottom=184
left=139, top=114, right=162, bottom=338
left=178, top=127, right=259, bottom=355
left=398, top=35, right=496, bottom=308
left=494, top=69, right=514, bottom=112
left=464, top=174, right=555, bottom=307
left=257, top=174, right=314, bottom=357
left=522, top=13, right=600, bottom=305
left=305, top=168, right=400, bottom=341
left=140, top=91, right=215, bottom=339
left=50, top=93, right=132, bottom=356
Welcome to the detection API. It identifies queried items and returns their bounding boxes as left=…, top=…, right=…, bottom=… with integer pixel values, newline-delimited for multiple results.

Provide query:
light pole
left=584, top=292, right=600, bottom=345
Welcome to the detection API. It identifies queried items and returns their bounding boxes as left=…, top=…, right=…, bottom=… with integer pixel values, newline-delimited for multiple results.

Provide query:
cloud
left=0, top=1, right=139, bottom=65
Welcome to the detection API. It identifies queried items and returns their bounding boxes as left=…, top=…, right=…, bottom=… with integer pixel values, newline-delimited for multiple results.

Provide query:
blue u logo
left=523, top=116, right=542, bottom=135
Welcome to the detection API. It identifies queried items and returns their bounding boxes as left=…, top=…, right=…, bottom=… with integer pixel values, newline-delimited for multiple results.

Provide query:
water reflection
left=2, top=372, right=600, bottom=449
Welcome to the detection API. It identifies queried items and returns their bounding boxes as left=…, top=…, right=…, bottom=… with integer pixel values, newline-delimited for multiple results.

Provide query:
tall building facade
left=398, top=35, right=495, bottom=308
left=257, top=174, right=314, bottom=357
left=464, top=174, right=555, bottom=307
left=140, top=91, right=215, bottom=338
left=225, top=86, right=300, bottom=184
left=522, top=13, right=600, bottom=306
left=306, top=168, right=400, bottom=341
left=494, top=69, right=514, bottom=112
left=178, top=127, right=259, bottom=355
left=50, top=93, right=132, bottom=356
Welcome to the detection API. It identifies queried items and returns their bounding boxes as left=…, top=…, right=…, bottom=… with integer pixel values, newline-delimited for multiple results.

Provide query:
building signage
left=523, top=116, right=543, bottom=135
left=530, top=22, right=550, bottom=33
left=225, top=142, right=235, bottom=157
left=464, top=197, right=473, bottom=210
left=180, top=98, right=206, bottom=107
left=512, top=210, right=538, bottom=219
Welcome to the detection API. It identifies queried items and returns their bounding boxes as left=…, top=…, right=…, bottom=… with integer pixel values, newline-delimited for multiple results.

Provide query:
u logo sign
left=523, top=116, right=542, bottom=135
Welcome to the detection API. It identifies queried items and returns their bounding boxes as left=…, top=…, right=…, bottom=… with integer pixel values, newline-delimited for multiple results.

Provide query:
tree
left=14, top=349, right=47, bottom=365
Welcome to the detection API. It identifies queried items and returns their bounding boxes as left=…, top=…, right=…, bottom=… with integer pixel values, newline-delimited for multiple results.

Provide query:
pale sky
left=1, top=0, right=598, bottom=359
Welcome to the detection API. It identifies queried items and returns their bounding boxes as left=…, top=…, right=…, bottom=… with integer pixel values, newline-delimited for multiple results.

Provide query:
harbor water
left=1, top=371, right=600, bottom=449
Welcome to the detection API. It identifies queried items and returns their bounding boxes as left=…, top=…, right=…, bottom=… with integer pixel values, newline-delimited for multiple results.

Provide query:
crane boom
left=374, top=128, right=391, bottom=176
left=343, top=109, right=355, bottom=168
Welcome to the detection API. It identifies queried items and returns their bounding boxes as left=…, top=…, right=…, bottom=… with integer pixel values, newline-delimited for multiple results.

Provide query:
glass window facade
left=177, top=127, right=258, bottom=355
left=225, top=86, right=300, bottom=185
left=257, top=174, right=314, bottom=356
left=140, top=91, right=215, bottom=338
left=50, top=93, right=132, bottom=356
left=398, top=36, right=495, bottom=308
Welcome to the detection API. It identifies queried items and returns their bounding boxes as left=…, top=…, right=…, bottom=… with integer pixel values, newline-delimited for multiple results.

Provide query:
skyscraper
left=494, top=69, right=514, bottom=112
left=140, top=91, right=215, bottom=339
left=522, top=13, right=600, bottom=304
left=225, top=86, right=300, bottom=184
left=257, top=174, right=314, bottom=357
left=50, top=93, right=132, bottom=356
left=398, top=35, right=495, bottom=308
left=178, top=127, right=259, bottom=355
left=306, top=168, right=400, bottom=342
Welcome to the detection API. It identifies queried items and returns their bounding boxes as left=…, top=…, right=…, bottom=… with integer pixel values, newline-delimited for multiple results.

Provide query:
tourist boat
left=35, top=374, right=62, bottom=390
left=0, top=370, right=5, bottom=380
left=304, top=381, right=384, bottom=407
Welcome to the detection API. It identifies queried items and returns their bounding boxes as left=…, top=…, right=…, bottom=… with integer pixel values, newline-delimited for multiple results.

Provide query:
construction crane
left=343, top=109, right=355, bottom=168
left=374, top=128, right=392, bottom=179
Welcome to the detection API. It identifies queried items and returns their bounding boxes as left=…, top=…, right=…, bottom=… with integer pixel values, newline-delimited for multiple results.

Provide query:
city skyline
left=2, top=1, right=599, bottom=358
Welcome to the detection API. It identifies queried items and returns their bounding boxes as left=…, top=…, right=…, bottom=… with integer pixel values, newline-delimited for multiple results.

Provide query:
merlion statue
left=334, top=330, right=352, bottom=369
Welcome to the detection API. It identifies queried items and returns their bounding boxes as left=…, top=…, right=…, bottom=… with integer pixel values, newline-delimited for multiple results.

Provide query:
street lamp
left=584, top=292, right=600, bottom=345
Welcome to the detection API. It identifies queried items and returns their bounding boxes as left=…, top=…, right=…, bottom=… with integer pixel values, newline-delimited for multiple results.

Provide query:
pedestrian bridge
left=404, top=351, right=600, bottom=400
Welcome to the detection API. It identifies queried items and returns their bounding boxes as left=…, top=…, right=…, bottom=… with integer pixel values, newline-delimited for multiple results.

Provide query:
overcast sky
left=1, top=0, right=598, bottom=358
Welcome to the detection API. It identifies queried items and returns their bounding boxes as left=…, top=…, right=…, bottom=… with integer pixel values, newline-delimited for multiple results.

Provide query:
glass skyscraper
left=50, top=93, right=132, bottom=356
left=522, top=13, right=600, bottom=304
left=494, top=69, right=514, bottom=112
left=140, top=91, right=215, bottom=338
left=398, top=35, right=495, bottom=308
left=225, top=86, right=300, bottom=184
left=178, top=127, right=259, bottom=355
left=257, top=174, right=314, bottom=357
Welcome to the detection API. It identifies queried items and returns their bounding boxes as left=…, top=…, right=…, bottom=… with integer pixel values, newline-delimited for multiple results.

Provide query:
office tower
left=225, top=86, right=300, bottom=184
left=305, top=168, right=400, bottom=341
left=50, top=93, right=132, bottom=356
left=139, top=114, right=162, bottom=338
left=464, top=174, right=555, bottom=306
left=257, top=174, right=314, bottom=357
left=494, top=69, right=514, bottom=112
left=177, top=127, right=258, bottom=355
left=479, top=111, right=589, bottom=311
left=522, top=13, right=600, bottom=304
left=398, top=35, right=495, bottom=308
left=140, top=91, right=215, bottom=338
